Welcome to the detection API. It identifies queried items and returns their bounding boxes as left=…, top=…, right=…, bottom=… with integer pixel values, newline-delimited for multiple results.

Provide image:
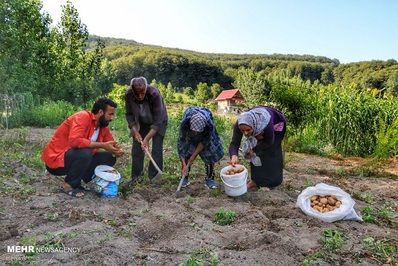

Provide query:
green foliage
left=27, top=100, right=78, bottom=128
left=214, top=208, right=235, bottom=226
left=194, top=82, right=212, bottom=104
left=361, top=205, right=398, bottom=228
left=269, top=76, right=316, bottom=129
left=0, top=0, right=111, bottom=105
left=107, top=83, right=127, bottom=108
left=362, top=237, right=398, bottom=264
left=180, top=257, right=203, bottom=266
left=321, top=229, right=347, bottom=253
left=180, top=248, right=219, bottom=266
left=372, top=114, right=398, bottom=160
left=233, top=68, right=269, bottom=107
left=316, top=85, right=382, bottom=156
left=353, top=192, right=375, bottom=204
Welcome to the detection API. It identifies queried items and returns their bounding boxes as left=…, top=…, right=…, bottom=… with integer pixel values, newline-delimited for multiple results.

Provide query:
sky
left=40, top=0, right=398, bottom=64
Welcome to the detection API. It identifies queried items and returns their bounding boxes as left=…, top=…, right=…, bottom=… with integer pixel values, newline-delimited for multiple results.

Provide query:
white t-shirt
left=90, top=127, right=100, bottom=142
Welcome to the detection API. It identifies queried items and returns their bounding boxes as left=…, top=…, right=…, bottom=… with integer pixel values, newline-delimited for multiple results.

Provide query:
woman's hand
left=244, top=149, right=254, bottom=159
left=181, top=164, right=189, bottom=176
left=230, top=155, right=239, bottom=166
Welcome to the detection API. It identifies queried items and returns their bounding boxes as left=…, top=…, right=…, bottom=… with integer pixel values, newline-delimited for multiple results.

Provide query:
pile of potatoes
left=224, top=166, right=245, bottom=175
left=105, top=169, right=118, bottom=174
left=310, top=195, right=342, bottom=213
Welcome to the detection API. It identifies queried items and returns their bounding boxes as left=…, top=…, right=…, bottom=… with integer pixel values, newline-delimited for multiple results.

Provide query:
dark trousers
left=183, top=154, right=215, bottom=180
left=251, top=127, right=286, bottom=188
left=131, top=124, right=164, bottom=180
left=46, top=148, right=116, bottom=188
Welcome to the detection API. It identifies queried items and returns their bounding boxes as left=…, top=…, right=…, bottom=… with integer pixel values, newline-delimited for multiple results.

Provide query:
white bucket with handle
left=220, top=164, right=248, bottom=197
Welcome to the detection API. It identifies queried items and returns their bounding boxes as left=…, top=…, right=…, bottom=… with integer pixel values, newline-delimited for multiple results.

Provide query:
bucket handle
left=221, top=171, right=248, bottom=188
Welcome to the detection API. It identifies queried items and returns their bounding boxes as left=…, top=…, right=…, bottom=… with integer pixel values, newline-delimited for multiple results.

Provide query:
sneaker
left=205, top=179, right=218, bottom=189
left=181, top=177, right=190, bottom=187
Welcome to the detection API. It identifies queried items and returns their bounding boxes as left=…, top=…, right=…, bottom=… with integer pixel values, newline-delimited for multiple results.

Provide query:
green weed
left=361, top=205, right=398, bottom=228
left=186, top=197, right=194, bottom=204
left=214, top=208, right=235, bottom=226
left=321, top=229, right=347, bottom=252
left=362, top=237, right=398, bottom=264
left=353, top=192, right=375, bottom=204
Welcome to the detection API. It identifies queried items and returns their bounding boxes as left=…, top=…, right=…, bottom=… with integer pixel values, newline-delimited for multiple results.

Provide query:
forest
left=2, top=0, right=398, bottom=159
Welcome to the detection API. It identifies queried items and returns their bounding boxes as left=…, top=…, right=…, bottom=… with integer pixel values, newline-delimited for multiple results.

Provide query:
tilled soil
left=1, top=128, right=398, bottom=265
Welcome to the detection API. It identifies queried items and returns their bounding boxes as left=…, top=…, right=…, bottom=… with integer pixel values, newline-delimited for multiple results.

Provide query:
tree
left=233, top=68, right=270, bottom=107
left=210, top=83, right=222, bottom=99
left=51, top=0, right=108, bottom=106
left=0, top=0, right=53, bottom=94
left=194, top=82, right=212, bottom=104
left=163, top=82, right=175, bottom=103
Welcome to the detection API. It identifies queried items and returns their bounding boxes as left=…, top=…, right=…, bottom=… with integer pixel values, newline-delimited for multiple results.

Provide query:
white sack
left=296, top=183, right=362, bottom=223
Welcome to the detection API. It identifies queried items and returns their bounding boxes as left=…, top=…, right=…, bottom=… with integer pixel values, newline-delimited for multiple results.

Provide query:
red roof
left=215, top=89, right=244, bottom=101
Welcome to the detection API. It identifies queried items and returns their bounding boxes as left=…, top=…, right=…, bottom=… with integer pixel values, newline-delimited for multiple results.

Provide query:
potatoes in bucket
left=224, top=166, right=245, bottom=175
left=310, top=195, right=342, bottom=213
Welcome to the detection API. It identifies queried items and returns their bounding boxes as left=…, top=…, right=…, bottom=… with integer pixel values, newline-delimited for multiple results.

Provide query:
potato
left=327, top=197, right=336, bottom=206
left=310, top=194, right=341, bottom=213
left=311, top=195, right=318, bottom=201
left=319, top=197, right=328, bottom=205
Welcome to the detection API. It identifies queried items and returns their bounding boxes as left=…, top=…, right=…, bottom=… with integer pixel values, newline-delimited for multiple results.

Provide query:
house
left=215, top=89, right=244, bottom=114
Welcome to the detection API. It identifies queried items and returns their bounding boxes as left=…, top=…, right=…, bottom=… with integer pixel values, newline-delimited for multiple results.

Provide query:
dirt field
left=1, top=128, right=397, bottom=265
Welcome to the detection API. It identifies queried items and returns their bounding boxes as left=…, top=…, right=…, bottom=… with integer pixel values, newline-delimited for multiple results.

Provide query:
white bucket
left=220, top=164, right=248, bottom=197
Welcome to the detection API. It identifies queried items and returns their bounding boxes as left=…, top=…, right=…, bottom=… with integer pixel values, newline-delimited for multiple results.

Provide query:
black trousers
left=131, top=123, right=164, bottom=180
left=46, top=148, right=116, bottom=188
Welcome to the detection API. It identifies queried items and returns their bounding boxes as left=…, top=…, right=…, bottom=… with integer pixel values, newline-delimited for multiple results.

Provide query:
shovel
left=140, top=141, right=162, bottom=181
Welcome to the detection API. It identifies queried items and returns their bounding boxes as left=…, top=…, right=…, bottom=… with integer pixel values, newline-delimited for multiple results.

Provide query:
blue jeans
left=46, top=148, right=116, bottom=188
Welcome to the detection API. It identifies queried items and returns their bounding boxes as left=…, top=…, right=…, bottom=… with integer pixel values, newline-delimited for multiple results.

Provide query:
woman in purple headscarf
left=229, top=106, right=286, bottom=190
left=178, top=106, right=224, bottom=189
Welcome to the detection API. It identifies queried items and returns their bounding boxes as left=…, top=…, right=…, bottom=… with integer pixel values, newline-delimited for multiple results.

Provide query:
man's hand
left=113, top=142, right=125, bottom=157
left=103, top=141, right=120, bottom=153
left=141, top=139, right=149, bottom=150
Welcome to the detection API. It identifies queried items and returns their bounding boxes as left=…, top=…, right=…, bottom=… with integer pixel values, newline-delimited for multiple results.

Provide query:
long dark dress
left=229, top=106, right=286, bottom=188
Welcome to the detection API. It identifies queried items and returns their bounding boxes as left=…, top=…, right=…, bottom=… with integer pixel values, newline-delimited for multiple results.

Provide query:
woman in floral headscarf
left=178, top=106, right=224, bottom=189
left=229, top=106, right=286, bottom=190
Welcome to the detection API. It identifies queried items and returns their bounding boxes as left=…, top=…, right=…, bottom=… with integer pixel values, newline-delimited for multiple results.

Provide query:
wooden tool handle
left=141, top=141, right=162, bottom=174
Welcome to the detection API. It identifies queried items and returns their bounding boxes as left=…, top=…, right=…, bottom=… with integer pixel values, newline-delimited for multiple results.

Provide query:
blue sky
left=41, top=0, right=398, bottom=64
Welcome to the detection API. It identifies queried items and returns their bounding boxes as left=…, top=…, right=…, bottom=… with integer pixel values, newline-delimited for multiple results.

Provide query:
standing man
left=125, top=77, right=168, bottom=184
left=41, top=98, right=123, bottom=198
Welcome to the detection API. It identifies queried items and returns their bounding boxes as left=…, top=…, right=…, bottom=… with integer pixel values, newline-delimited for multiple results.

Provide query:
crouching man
left=41, top=98, right=124, bottom=198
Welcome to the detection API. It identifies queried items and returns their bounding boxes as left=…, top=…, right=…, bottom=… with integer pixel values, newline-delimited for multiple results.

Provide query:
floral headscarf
left=237, top=108, right=271, bottom=166
left=237, top=108, right=271, bottom=136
